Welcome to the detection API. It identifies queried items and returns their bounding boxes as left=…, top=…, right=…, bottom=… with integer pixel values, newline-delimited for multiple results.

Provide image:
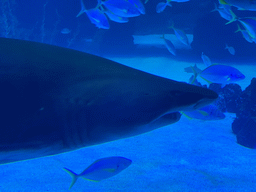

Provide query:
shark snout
left=192, top=88, right=218, bottom=110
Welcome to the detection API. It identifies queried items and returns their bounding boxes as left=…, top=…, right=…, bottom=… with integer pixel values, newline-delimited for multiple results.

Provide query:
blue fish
left=225, top=44, right=235, bottom=55
left=190, top=64, right=245, bottom=87
left=77, top=0, right=110, bottom=29
left=61, top=28, right=71, bottom=34
left=100, top=0, right=141, bottom=17
left=169, top=24, right=190, bottom=46
left=235, top=24, right=254, bottom=43
left=156, top=1, right=172, bottom=13
left=201, top=52, right=212, bottom=67
left=211, top=3, right=232, bottom=21
left=226, top=11, right=256, bottom=39
left=182, top=105, right=226, bottom=121
left=162, top=34, right=176, bottom=56
left=64, top=156, right=132, bottom=189
left=238, top=18, right=256, bottom=39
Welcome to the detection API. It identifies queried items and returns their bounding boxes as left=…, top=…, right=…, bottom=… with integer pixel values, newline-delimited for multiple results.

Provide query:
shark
left=0, top=38, right=218, bottom=165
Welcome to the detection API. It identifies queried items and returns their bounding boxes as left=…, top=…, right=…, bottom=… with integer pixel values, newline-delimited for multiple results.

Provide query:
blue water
left=1, top=0, right=256, bottom=191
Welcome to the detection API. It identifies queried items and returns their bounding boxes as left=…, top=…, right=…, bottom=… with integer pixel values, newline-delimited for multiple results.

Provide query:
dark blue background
left=1, top=0, right=256, bottom=61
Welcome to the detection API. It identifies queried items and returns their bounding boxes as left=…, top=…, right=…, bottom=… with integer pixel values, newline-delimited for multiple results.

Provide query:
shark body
left=0, top=38, right=218, bottom=164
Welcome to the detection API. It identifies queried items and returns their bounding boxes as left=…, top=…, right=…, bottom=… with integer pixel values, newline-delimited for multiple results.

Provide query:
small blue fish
left=77, top=0, right=110, bottom=29
left=162, top=34, right=176, bottom=56
left=100, top=0, right=141, bottom=17
left=201, top=52, right=212, bottom=67
left=64, top=156, right=132, bottom=189
left=86, top=9, right=110, bottom=29
left=226, top=11, right=256, bottom=39
left=169, top=24, right=190, bottom=46
left=61, top=28, right=71, bottom=34
left=156, top=0, right=172, bottom=13
left=225, top=44, right=235, bottom=55
left=211, top=3, right=232, bottom=21
left=235, top=24, right=254, bottom=43
left=238, top=18, right=256, bottom=39
left=190, top=64, right=245, bottom=87
left=182, top=104, right=226, bottom=121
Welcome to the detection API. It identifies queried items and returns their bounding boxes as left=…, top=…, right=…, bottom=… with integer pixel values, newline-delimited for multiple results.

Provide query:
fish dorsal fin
left=77, top=0, right=87, bottom=17
left=208, top=63, right=218, bottom=66
left=211, top=3, right=218, bottom=12
left=225, top=9, right=237, bottom=25
left=235, top=24, right=242, bottom=33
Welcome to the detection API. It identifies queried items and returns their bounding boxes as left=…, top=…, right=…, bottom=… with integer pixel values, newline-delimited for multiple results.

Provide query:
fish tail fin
left=96, top=0, right=102, bottom=9
left=189, top=65, right=199, bottom=85
left=63, top=168, right=79, bottom=190
left=225, top=9, right=237, bottom=25
left=211, top=3, right=218, bottom=12
left=76, top=0, right=86, bottom=17
left=167, top=0, right=172, bottom=7
left=235, top=24, right=242, bottom=33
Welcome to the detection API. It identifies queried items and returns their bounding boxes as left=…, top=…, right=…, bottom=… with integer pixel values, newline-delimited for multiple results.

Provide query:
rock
left=231, top=78, right=256, bottom=149
left=232, top=118, right=256, bottom=149
left=207, top=79, right=256, bottom=149
left=209, top=83, right=242, bottom=113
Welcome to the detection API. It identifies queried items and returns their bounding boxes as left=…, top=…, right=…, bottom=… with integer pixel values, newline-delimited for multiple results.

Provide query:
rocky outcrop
left=209, top=79, right=256, bottom=149
left=232, top=78, right=256, bottom=149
